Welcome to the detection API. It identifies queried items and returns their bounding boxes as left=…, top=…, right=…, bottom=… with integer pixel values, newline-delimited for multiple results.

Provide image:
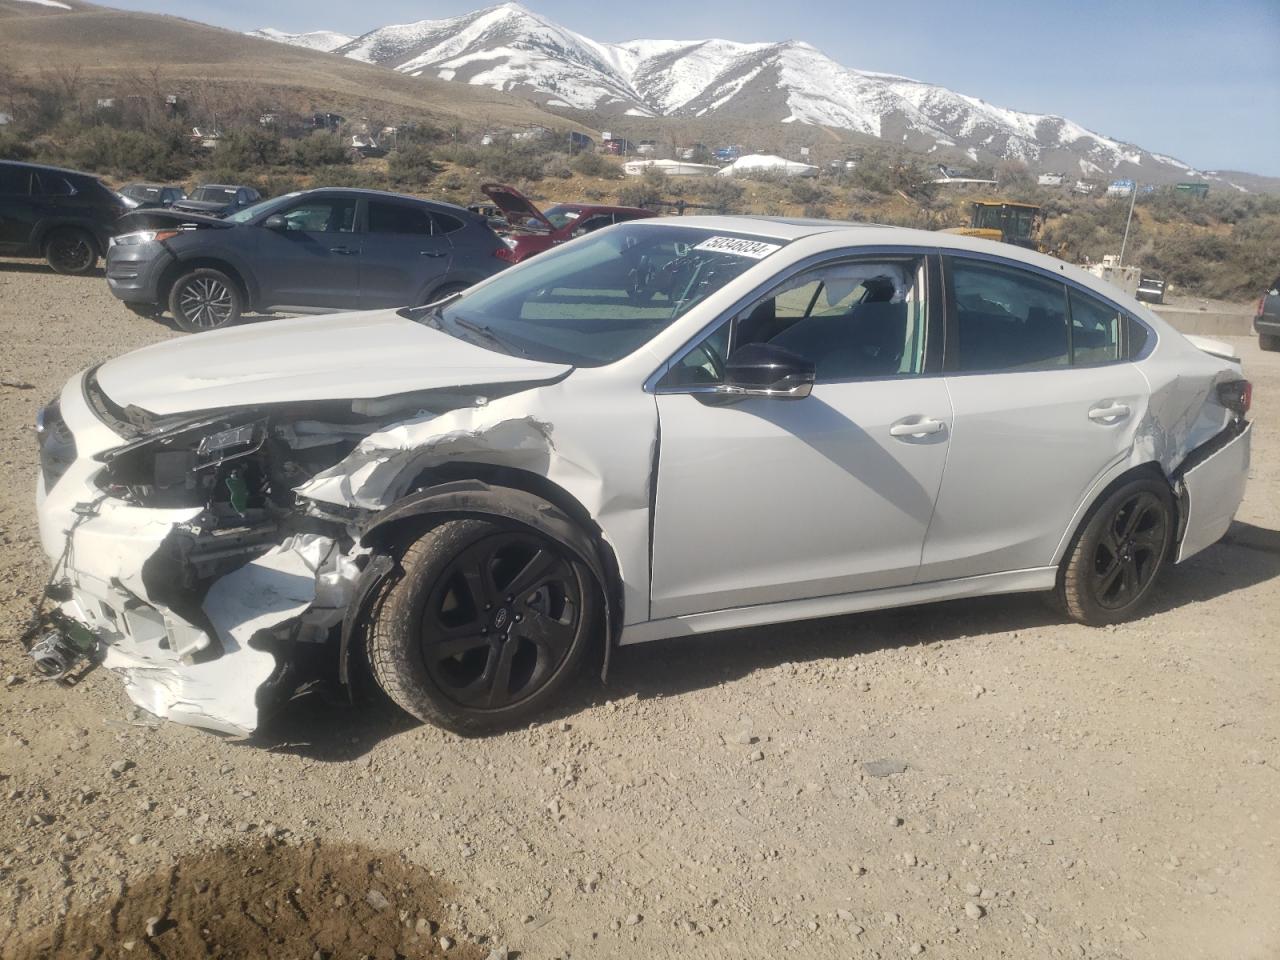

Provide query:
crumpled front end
left=35, top=371, right=365, bottom=735
left=33, top=356, right=651, bottom=736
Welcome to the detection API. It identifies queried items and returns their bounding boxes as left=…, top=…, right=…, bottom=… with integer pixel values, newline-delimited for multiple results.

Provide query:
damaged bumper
left=35, top=373, right=358, bottom=735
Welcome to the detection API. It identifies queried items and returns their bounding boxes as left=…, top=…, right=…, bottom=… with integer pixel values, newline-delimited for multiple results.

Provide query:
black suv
left=106, top=188, right=510, bottom=331
left=0, top=160, right=127, bottom=274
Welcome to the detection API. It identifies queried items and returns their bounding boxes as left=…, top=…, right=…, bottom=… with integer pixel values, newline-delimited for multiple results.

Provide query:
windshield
left=125, top=185, right=162, bottom=200
left=225, top=193, right=300, bottom=224
left=541, top=205, right=583, bottom=230
left=192, top=186, right=237, bottom=202
left=422, top=224, right=787, bottom=366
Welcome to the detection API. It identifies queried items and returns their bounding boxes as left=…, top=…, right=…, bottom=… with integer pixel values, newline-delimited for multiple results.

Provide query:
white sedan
left=34, top=218, right=1252, bottom=735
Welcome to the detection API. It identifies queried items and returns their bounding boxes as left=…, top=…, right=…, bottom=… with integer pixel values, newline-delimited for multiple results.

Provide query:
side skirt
left=619, top=567, right=1057, bottom=646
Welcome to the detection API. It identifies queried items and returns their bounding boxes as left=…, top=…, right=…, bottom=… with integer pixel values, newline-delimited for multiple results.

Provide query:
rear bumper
left=1255, top=315, right=1280, bottom=336
left=105, top=243, right=173, bottom=305
left=1175, top=421, right=1252, bottom=562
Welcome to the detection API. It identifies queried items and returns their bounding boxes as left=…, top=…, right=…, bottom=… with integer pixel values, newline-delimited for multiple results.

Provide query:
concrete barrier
left=1154, top=307, right=1256, bottom=338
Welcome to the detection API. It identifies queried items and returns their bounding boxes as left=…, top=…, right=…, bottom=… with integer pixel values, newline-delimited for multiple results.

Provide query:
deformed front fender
left=337, top=479, right=622, bottom=689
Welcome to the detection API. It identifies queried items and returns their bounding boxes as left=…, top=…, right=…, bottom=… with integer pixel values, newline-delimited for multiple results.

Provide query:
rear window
left=37, top=173, right=78, bottom=197
left=125, top=185, right=163, bottom=201
left=433, top=212, right=465, bottom=234
left=192, top=187, right=237, bottom=201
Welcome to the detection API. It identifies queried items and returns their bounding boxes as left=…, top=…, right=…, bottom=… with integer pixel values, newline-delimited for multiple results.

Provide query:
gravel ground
left=1, top=259, right=1278, bottom=959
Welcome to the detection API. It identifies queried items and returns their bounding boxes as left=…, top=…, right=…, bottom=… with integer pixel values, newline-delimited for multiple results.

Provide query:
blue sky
left=106, top=0, right=1280, bottom=175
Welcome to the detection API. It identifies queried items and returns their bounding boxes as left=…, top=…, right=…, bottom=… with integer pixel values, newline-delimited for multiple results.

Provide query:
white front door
left=651, top=381, right=953, bottom=618
left=648, top=252, right=950, bottom=619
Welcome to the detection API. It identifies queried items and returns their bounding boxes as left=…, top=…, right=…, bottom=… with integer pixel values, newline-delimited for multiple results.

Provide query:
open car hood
left=117, top=208, right=232, bottom=231
left=94, top=310, right=572, bottom=416
left=480, top=182, right=552, bottom=232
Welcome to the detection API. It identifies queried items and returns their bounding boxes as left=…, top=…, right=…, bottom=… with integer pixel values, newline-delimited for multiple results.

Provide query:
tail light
left=1217, top=379, right=1252, bottom=417
left=1258, top=295, right=1267, bottom=318
left=493, top=246, right=518, bottom=264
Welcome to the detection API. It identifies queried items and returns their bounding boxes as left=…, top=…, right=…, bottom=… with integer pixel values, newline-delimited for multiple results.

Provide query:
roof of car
left=0, top=159, right=100, bottom=180
left=633, top=214, right=1148, bottom=309
left=289, top=187, right=477, bottom=216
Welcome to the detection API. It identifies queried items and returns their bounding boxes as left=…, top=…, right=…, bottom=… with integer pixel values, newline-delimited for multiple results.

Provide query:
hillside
left=0, top=0, right=592, bottom=137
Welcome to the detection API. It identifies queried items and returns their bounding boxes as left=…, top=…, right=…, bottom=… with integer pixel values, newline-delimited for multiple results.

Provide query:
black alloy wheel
left=368, top=518, right=598, bottom=733
left=423, top=532, right=582, bottom=710
left=1090, top=490, right=1168, bottom=609
left=45, top=229, right=97, bottom=275
left=1057, top=476, right=1174, bottom=625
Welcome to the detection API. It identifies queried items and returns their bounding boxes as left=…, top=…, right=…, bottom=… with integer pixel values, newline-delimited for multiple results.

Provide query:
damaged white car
left=34, top=219, right=1252, bottom=735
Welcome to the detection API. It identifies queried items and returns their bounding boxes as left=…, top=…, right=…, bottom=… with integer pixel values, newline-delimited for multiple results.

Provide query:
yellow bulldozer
left=942, top=200, right=1044, bottom=250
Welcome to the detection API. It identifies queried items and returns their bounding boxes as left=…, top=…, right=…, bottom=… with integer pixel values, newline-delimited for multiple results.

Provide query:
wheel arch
left=158, top=256, right=255, bottom=309
left=1051, top=459, right=1177, bottom=577
left=337, top=467, right=624, bottom=691
left=35, top=220, right=101, bottom=256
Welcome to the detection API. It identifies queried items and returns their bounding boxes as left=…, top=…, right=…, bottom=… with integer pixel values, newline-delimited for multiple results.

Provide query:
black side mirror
left=721, top=342, right=815, bottom=399
left=263, top=214, right=288, bottom=231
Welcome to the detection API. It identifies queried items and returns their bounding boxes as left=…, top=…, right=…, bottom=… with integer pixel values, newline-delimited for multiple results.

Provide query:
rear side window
left=0, top=166, right=33, bottom=195
left=1067, top=288, right=1121, bottom=364
left=949, top=258, right=1069, bottom=372
left=433, top=212, right=465, bottom=234
left=367, top=201, right=435, bottom=236
left=37, top=173, right=77, bottom=196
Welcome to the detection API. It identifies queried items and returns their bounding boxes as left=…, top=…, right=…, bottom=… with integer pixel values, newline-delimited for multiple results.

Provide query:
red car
left=482, top=183, right=657, bottom=263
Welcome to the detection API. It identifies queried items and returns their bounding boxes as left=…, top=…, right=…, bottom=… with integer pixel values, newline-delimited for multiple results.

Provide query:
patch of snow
left=12, top=0, right=71, bottom=8
left=248, top=27, right=354, bottom=53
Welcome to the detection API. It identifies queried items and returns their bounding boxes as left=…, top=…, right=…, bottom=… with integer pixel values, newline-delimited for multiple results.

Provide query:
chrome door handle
left=419, top=250, right=448, bottom=257
left=329, top=246, right=357, bottom=255
left=889, top=417, right=946, bottom=438
left=1088, top=402, right=1131, bottom=423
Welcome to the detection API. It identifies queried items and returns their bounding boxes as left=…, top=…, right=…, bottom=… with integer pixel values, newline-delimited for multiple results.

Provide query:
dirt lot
left=1, top=260, right=1277, bottom=960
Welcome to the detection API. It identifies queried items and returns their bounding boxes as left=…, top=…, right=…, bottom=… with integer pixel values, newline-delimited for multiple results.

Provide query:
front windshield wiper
left=399, top=302, right=445, bottom=330
left=450, top=314, right=531, bottom=357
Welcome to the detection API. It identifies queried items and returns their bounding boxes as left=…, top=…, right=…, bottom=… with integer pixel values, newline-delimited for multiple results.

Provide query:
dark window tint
left=1068, top=288, right=1122, bottom=364
left=37, top=173, right=77, bottom=196
left=1126, top=315, right=1150, bottom=358
left=662, top=258, right=926, bottom=387
left=278, top=199, right=357, bottom=233
left=950, top=258, right=1069, bottom=371
left=0, top=166, right=33, bottom=195
left=367, top=201, right=434, bottom=236
left=433, top=212, right=465, bottom=234
left=570, top=215, right=614, bottom=237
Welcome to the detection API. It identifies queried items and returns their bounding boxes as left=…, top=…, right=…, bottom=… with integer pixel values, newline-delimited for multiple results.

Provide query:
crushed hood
left=95, top=310, right=572, bottom=416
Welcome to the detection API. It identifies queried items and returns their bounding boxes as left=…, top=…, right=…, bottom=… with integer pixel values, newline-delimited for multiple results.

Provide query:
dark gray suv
left=106, top=188, right=510, bottom=331
left=0, top=160, right=128, bottom=274
left=1256, top=276, right=1279, bottom=352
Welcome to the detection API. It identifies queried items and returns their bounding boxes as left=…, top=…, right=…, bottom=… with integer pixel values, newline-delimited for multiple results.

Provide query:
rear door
left=254, top=196, right=361, bottom=309
left=0, top=164, right=35, bottom=250
left=358, top=199, right=452, bottom=308
left=918, top=255, right=1150, bottom=581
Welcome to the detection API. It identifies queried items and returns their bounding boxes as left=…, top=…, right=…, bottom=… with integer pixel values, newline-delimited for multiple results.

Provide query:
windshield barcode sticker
left=693, top=236, right=782, bottom=259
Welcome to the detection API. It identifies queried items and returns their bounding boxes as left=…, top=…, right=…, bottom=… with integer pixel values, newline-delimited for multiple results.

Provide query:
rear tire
left=168, top=267, right=243, bottom=332
left=1056, top=476, right=1174, bottom=625
left=367, top=518, right=598, bottom=734
left=1260, top=333, right=1280, bottom=352
left=44, top=228, right=98, bottom=275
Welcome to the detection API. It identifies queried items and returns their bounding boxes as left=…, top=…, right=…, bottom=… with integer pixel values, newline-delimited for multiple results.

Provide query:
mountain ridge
left=252, top=2, right=1243, bottom=187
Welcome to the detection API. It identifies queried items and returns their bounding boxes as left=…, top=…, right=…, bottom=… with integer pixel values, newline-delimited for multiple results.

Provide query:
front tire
left=44, top=228, right=98, bottom=275
left=1057, top=476, right=1174, bottom=625
left=368, top=519, right=598, bottom=734
left=168, top=268, right=242, bottom=332
left=1260, top=333, right=1280, bottom=352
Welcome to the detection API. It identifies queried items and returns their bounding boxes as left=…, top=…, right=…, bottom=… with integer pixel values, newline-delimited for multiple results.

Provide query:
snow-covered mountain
left=251, top=3, right=1195, bottom=180
left=248, top=27, right=353, bottom=53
